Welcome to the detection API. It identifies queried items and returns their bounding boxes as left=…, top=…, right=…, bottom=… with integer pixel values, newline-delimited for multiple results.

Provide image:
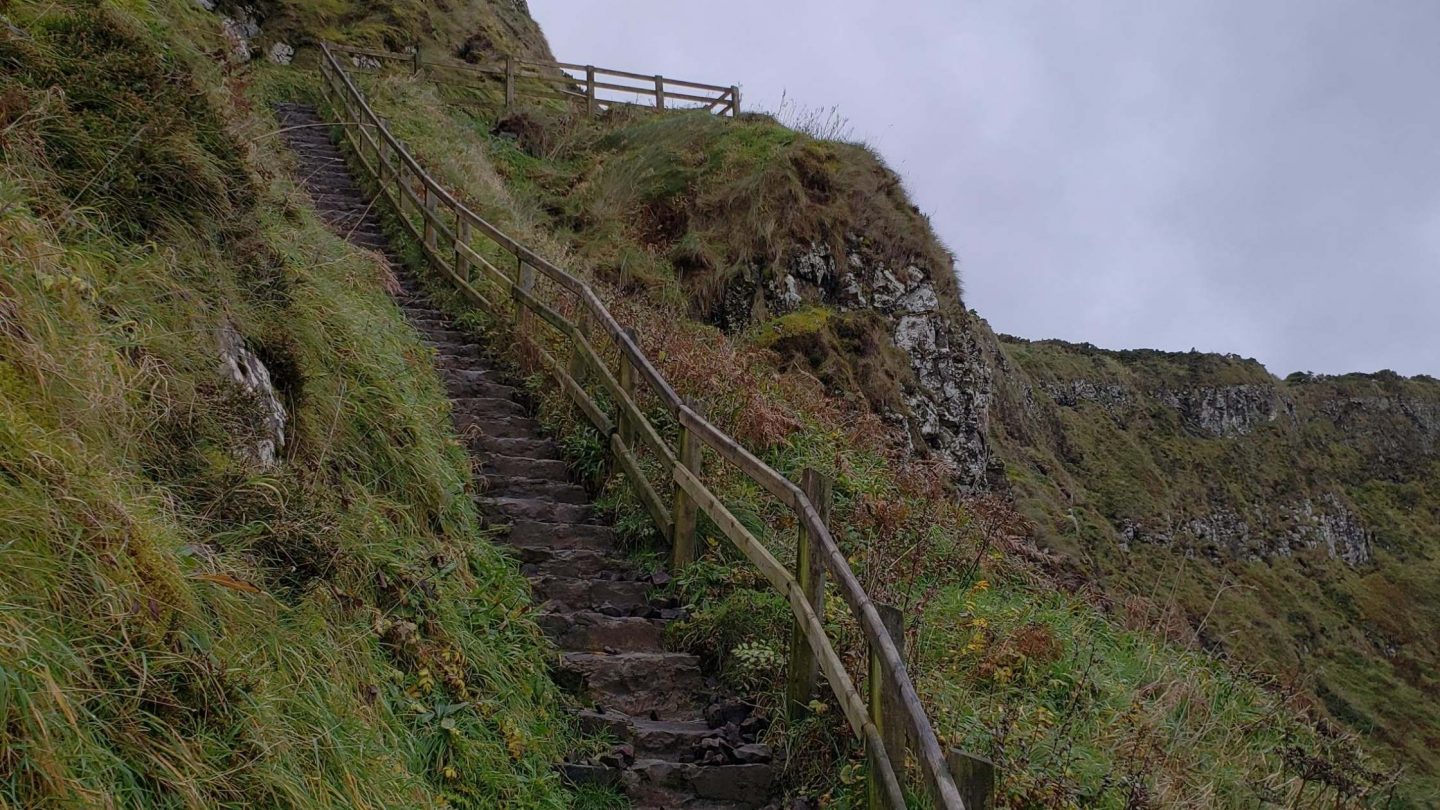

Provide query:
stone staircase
left=276, top=102, right=777, bottom=810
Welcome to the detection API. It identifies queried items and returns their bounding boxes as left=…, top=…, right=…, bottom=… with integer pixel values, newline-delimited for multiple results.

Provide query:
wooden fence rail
left=328, top=42, right=739, bottom=117
left=317, top=42, right=986, bottom=809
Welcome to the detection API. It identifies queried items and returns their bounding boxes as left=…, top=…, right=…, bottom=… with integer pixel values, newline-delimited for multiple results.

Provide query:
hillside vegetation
left=3, top=0, right=1433, bottom=806
left=991, top=338, right=1440, bottom=794
left=342, top=39, right=1405, bottom=806
left=0, top=3, right=581, bottom=807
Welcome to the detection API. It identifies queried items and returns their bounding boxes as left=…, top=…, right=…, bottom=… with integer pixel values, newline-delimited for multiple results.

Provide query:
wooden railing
left=317, top=42, right=985, bottom=809
left=330, top=42, right=740, bottom=117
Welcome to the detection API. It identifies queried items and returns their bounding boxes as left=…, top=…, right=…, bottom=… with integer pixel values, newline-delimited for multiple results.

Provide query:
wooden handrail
left=316, top=43, right=969, bottom=809
left=327, top=42, right=739, bottom=117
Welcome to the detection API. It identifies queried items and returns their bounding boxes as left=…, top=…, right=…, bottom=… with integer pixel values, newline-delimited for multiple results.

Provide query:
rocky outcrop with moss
left=739, top=237, right=1000, bottom=487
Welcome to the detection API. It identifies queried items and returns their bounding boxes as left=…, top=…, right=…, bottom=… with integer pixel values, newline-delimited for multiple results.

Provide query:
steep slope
left=276, top=100, right=777, bottom=809
left=342, top=42, right=1401, bottom=806
left=989, top=338, right=1440, bottom=786
left=0, top=4, right=579, bottom=807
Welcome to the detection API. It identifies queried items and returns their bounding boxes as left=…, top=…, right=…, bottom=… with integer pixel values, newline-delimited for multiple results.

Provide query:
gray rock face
left=1283, top=495, right=1372, bottom=566
left=1120, top=495, right=1371, bottom=566
left=219, top=325, right=286, bottom=467
left=1154, top=384, right=1293, bottom=437
left=1042, top=380, right=1134, bottom=412
left=727, top=238, right=996, bottom=487
left=1321, top=393, right=1440, bottom=454
left=267, top=41, right=294, bottom=65
left=219, top=10, right=261, bottom=63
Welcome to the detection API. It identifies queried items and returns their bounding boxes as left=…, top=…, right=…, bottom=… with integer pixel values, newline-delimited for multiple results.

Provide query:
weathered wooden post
left=567, top=308, right=592, bottom=383
left=513, top=260, right=534, bottom=321
left=785, top=468, right=832, bottom=719
left=412, top=42, right=421, bottom=75
left=671, top=400, right=704, bottom=568
left=395, top=154, right=407, bottom=217
left=617, top=327, right=638, bottom=450
left=948, top=749, right=996, bottom=810
left=422, top=186, right=437, bottom=252
left=585, top=65, right=597, bottom=116
left=654, top=75, right=666, bottom=110
left=867, top=604, right=908, bottom=810
left=513, top=258, right=536, bottom=366
left=505, top=57, right=517, bottom=109
left=455, top=217, right=472, bottom=285
left=730, top=85, right=741, bottom=117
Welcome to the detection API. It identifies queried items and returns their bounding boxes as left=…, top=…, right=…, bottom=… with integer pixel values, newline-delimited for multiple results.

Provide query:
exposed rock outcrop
left=219, top=325, right=286, bottom=467
left=1154, top=384, right=1293, bottom=437
left=1119, top=496, right=1372, bottom=566
left=730, top=238, right=996, bottom=487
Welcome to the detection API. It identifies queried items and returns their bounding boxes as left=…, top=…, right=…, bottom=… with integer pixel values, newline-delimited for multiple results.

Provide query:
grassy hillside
left=243, top=0, right=553, bottom=61
left=991, top=338, right=1440, bottom=796
left=338, top=54, right=1405, bottom=806
left=0, top=3, right=580, bottom=807
left=3, top=0, right=1430, bottom=805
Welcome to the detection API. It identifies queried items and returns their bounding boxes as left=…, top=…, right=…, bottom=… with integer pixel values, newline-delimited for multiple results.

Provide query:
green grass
left=0, top=2, right=586, bottom=807
left=990, top=337, right=1440, bottom=799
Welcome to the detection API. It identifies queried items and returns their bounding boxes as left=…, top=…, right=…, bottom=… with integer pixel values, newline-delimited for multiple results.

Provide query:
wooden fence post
left=671, top=400, right=703, bottom=568
left=585, top=65, right=597, bottom=116
left=455, top=217, right=471, bottom=284
left=422, top=186, right=436, bottom=251
left=514, top=260, right=536, bottom=346
left=568, top=308, right=591, bottom=383
left=505, top=57, right=516, bottom=109
left=395, top=162, right=407, bottom=216
left=867, top=604, right=908, bottom=810
left=412, top=43, right=421, bottom=75
left=730, top=85, right=741, bottom=117
left=654, top=75, right=666, bottom=110
left=948, top=750, right=996, bottom=810
left=785, top=468, right=832, bottom=719
left=617, top=327, right=638, bottom=450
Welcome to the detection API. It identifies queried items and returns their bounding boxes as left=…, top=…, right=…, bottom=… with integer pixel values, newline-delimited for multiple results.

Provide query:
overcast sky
left=528, top=1, right=1440, bottom=377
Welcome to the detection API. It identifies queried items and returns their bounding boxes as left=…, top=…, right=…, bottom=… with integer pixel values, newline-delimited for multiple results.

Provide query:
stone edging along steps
left=276, top=102, right=780, bottom=810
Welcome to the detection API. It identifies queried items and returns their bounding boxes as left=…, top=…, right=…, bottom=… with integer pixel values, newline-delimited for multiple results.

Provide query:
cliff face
left=738, top=221, right=1439, bottom=775
left=738, top=237, right=1001, bottom=488
left=981, top=338, right=1440, bottom=777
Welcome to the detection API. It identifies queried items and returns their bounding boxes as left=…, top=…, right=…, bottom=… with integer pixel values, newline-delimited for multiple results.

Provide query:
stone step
left=483, top=474, right=587, bottom=504
left=478, top=495, right=591, bottom=523
left=433, top=352, right=487, bottom=372
left=408, top=317, right=454, bottom=331
left=455, top=413, right=544, bottom=440
left=482, top=453, right=570, bottom=481
left=629, top=760, right=773, bottom=807
left=538, top=611, right=662, bottom=652
left=470, top=434, right=560, bottom=461
left=577, top=710, right=722, bottom=759
left=519, top=547, right=628, bottom=579
left=555, top=651, right=706, bottom=718
left=533, top=576, right=650, bottom=612
left=443, top=369, right=519, bottom=399
left=452, top=396, right=526, bottom=419
left=417, top=328, right=474, bottom=344
left=504, top=520, right=615, bottom=550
